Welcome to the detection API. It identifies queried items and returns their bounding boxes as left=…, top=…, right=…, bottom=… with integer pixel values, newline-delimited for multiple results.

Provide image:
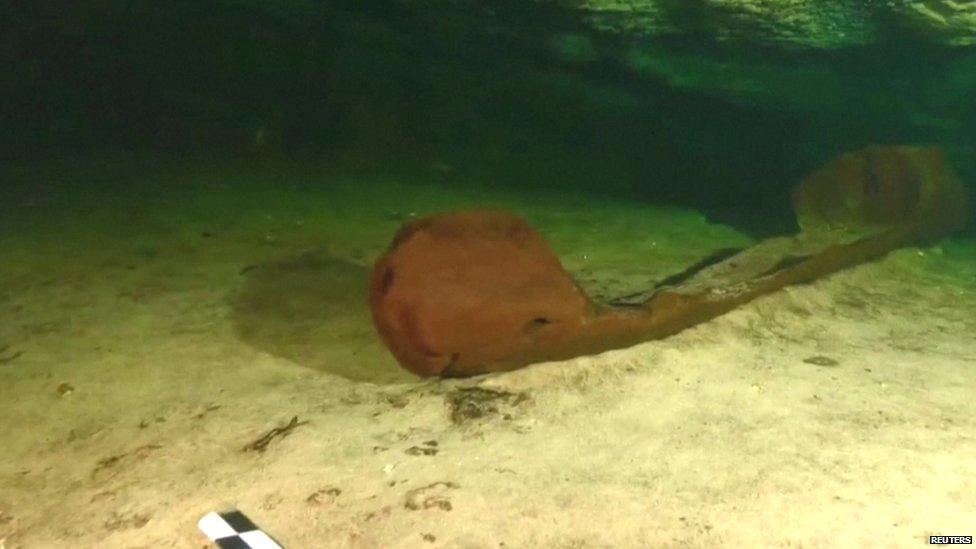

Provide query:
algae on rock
left=545, top=0, right=976, bottom=48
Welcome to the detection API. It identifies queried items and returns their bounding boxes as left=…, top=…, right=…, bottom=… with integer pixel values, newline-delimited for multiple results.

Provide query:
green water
left=2, top=0, right=975, bottom=393
left=5, top=2, right=975, bottom=232
left=2, top=2, right=976, bottom=547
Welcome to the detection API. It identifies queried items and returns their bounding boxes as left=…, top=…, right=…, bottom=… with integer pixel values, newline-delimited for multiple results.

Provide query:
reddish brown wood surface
left=369, top=146, right=970, bottom=377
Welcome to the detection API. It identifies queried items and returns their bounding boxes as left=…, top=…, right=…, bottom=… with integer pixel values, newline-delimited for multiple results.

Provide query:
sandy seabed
left=1, top=160, right=974, bottom=548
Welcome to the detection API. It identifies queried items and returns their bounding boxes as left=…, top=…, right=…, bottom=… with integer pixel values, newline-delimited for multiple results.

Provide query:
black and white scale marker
left=198, top=509, right=284, bottom=549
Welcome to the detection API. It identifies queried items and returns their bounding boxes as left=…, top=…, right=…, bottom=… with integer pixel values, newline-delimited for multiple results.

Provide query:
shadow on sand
left=231, top=249, right=415, bottom=384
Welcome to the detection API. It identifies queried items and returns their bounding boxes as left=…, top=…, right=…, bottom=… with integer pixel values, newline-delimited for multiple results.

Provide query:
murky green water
left=2, top=3, right=975, bottom=546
